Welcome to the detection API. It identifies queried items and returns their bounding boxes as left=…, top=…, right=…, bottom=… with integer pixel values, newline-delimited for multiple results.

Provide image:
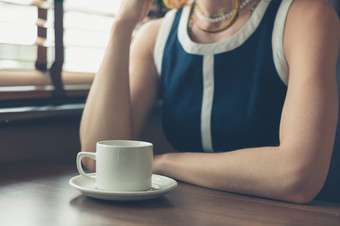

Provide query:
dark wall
left=0, top=108, right=174, bottom=164
left=0, top=116, right=81, bottom=164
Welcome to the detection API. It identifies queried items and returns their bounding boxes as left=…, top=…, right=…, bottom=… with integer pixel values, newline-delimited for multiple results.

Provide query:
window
left=0, top=0, right=122, bottom=105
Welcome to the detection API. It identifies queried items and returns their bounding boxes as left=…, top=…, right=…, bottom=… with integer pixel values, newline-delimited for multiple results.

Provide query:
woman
left=80, top=0, right=340, bottom=203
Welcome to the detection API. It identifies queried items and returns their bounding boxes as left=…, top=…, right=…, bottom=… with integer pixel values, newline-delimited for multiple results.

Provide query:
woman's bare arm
left=79, top=0, right=160, bottom=171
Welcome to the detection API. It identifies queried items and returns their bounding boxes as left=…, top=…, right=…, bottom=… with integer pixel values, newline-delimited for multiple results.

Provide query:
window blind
left=0, top=0, right=121, bottom=102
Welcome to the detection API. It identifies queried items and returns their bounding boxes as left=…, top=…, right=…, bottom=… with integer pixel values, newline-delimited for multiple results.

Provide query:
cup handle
left=76, top=152, right=96, bottom=181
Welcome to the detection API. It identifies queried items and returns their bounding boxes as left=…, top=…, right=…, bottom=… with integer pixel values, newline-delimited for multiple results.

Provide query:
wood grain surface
left=0, top=163, right=339, bottom=226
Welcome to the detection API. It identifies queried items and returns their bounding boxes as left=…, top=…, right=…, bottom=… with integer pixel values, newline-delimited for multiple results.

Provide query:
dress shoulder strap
left=272, top=0, right=294, bottom=85
left=154, top=9, right=178, bottom=76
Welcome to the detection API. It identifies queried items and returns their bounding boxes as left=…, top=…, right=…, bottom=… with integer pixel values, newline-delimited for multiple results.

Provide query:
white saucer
left=69, top=174, right=177, bottom=201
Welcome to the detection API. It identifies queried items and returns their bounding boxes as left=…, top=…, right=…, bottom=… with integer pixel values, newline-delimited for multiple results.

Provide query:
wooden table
left=0, top=163, right=339, bottom=226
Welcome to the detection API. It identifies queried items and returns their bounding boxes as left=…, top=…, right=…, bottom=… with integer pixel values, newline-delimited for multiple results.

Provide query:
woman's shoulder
left=135, top=18, right=164, bottom=42
left=131, top=18, right=164, bottom=55
left=281, top=0, right=339, bottom=85
left=286, top=0, right=339, bottom=28
left=134, top=8, right=180, bottom=42
left=284, top=0, right=339, bottom=56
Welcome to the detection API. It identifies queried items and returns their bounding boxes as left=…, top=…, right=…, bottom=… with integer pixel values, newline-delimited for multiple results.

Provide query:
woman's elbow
left=81, top=157, right=96, bottom=172
left=282, top=184, right=322, bottom=204
left=279, top=165, right=327, bottom=204
left=80, top=145, right=96, bottom=172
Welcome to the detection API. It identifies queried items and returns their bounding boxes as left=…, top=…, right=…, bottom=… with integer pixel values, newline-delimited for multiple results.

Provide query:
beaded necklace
left=194, top=0, right=252, bottom=23
left=189, top=0, right=261, bottom=33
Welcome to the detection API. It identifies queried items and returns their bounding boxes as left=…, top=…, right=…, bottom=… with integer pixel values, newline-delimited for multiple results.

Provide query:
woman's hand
left=115, top=0, right=154, bottom=28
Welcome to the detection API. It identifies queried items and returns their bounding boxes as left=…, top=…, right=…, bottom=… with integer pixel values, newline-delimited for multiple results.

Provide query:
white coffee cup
left=77, top=140, right=153, bottom=191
